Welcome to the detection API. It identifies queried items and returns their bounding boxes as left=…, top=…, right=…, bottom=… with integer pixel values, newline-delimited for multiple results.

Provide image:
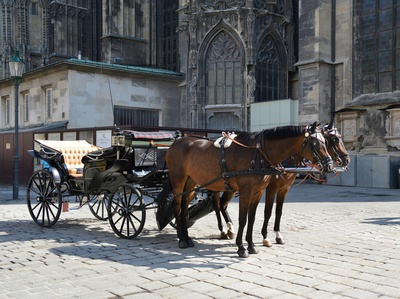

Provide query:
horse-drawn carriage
left=26, top=129, right=182, bottom=238
left=27, top=123, right=349, bottom=257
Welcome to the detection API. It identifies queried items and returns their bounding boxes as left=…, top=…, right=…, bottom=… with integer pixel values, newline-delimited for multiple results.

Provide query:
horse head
left=323, top=120, right=350, bottom=167
left=303, top=122, right=334, bottom=173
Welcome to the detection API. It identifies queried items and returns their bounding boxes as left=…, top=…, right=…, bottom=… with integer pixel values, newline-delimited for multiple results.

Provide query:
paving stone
left=1, top=183, right=400, bottom=299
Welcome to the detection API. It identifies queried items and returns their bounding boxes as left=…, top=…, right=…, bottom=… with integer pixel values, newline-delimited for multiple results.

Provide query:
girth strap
left=219, top=135, right=282, bottom=192
left=220, top=137, right=235, bottom=192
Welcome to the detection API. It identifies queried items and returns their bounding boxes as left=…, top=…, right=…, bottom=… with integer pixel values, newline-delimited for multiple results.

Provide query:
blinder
left=323, top=126, right=348, bottom=167
left=303, top=126, right=333, bottom=172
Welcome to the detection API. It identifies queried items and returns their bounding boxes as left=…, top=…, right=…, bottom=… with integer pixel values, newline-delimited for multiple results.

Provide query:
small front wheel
left=88, top=190, right=110, bottom=220
left=26, top=170, right=62, bottom=227
left=108, top=184, right=146, bottom=239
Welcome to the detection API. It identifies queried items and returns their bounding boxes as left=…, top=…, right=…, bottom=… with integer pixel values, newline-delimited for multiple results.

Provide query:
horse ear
left=310, top=121, right=317, bottom=132
left=328, top=118, right=334, bottom=129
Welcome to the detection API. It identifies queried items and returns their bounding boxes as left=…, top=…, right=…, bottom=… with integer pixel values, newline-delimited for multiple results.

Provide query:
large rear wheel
left=26, top=170, right=62, bottom=227
left=108, top=184, right=146, bottom=239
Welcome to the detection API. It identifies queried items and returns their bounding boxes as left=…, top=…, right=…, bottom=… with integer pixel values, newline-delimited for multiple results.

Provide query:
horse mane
left=262, top=125, right=304, bottom=139
left=236, top=125, right=304, bottom=143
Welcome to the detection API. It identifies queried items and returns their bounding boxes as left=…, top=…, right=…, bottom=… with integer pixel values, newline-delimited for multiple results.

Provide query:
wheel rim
left=88, top=190, right=110, bottom=220
left=26, top=170, right=62, bottom=227
left=108, top=184, right=145, bottom=239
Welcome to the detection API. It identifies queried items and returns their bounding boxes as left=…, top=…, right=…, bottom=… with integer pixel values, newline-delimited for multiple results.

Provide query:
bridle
left=301, top=125, right=334, bottom=172
left=323, top=125, right=348, bottom=167
left=221, top=124, right=334, bottom=173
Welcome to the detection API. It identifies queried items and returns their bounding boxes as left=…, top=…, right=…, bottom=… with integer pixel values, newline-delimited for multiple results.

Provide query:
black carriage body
left=26, top=129, right=221, bottom=239
left=116, top=130, right=173, bottom=188
left=26, top=129, right=175, bottom=231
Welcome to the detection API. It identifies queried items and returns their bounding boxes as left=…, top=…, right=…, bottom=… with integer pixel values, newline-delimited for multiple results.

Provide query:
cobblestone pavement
left=0, top=182, right=399, bottom=299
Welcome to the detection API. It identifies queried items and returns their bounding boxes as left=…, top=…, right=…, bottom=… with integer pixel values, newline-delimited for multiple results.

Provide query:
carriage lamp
left=112, top=135, right=126, bottom=147
left=9, top=50, right=25, bottom=201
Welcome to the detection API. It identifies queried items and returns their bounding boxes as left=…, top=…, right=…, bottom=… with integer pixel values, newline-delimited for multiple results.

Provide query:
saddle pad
left=214, top=132, right=237, bottom=148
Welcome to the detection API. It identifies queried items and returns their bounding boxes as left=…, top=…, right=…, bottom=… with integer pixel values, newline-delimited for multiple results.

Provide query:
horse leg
left=212, top=192, right=229, bottom=239
left=274, top=174, right=295, bottom=245
left=236, top=195, right=249, bottom=258
left=173, top=179, right=196, bottom=248
left=180, top=193, right=195, bottom=248
left=261, top=188, right=275, bottom=247
left=173, top=198, right=191, bottom=248
left=274, top=188, right=288, bottom=245
left=220, top=191, right=235, bottom=239
left=246, top=191, right=263, bottom=254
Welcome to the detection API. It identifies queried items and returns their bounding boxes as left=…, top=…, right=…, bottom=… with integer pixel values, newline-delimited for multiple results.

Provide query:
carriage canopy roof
left=35, top=139, right=99, bottom=150
left=122, top=130, right=174, bottom=141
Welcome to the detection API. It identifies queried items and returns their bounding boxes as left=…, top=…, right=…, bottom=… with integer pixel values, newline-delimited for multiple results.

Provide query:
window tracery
left=205, top=32, right=241, bottom=106
left=256, top=34, right=281, bottom=102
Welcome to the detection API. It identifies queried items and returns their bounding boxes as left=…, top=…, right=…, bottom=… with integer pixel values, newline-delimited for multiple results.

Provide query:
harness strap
left=222, top=131, right=281, bottom=170
left=222, top=168, right=282, bottom=179
left=171, top=167, right=283, bottom=198
left=220, top=137, right=236, bottom=192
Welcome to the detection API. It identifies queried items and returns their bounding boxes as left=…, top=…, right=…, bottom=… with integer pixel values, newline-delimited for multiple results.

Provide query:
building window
left=114, top=106, right=159, bottom=126
left=256, top=35, right=280, bottom=102
left=205, top=32, right=241, bottom=105
left=45, top=88, right=52, bottom=119
left=360, top=0, right=400, bottom=93
left=2, top=97, right=10, bottom=125
left=160, top=0, right=179, bottom=71
left=135, top=2, right=144, bottom=38
left=24, top=94, right=29, bottom=122
left=31, top=2, right=38, bottom=15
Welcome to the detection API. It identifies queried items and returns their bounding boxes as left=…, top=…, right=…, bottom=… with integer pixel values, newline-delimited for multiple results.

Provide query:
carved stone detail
left=206, top=32, right=240, bottom=63
left=180, top=0, right=294, bottom=129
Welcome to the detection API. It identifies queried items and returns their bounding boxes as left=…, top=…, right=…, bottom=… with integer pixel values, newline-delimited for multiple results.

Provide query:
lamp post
left=9, top=51, right=25, bottom=200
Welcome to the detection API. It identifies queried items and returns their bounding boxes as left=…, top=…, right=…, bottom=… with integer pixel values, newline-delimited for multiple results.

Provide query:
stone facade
left=177, top=0, right=295, bottom=131
left=1, top=0, right=400, bottom=187
left=0, top=0, right=180, bottom=132
left=0, top=59, right=181, bottom=130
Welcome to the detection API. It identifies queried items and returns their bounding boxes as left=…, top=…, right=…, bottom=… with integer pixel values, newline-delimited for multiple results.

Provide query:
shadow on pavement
left=362, top=217, right=400, bottom=225
left=0, top=216, right=241, bottom=270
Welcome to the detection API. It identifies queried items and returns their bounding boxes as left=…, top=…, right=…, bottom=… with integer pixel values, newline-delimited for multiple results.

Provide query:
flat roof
left=65, top=58, right=183, bottom=77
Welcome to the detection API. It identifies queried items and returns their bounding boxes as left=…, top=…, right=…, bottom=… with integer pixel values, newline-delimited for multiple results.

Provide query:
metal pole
left=13, top=78, right=20, bottom=201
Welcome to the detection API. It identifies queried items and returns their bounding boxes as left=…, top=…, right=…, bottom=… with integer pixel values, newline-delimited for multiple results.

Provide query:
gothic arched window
left=205, top=32, right=242, bottom=105
left=359, top=0, right=400, bottom=93
left=256, top=34, right=282, bottom=102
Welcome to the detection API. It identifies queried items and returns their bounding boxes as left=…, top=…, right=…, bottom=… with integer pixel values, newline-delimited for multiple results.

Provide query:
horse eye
left=331, top=137, right=339, bottom=145
left=311, top=140, right=320, bottom=149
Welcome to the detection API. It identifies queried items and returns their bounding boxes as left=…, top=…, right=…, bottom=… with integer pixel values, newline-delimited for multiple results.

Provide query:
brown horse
left=212, top=121, right=350, bottom=244
left=261, top=121, right=350, bottom=247
left=164, top=122, right=334, bottom=258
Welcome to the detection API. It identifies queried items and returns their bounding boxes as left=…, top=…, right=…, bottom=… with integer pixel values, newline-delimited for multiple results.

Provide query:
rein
left=222, top=125, right=325, bottom=171
left=222, top=131, right=280, bottom=169
left=171, top=124, right=331, bottom=198
left=170, top=168, right=282, bottom=198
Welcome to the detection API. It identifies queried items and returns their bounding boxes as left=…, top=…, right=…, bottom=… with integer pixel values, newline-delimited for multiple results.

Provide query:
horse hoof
left=237, top=249, right=249, bottom=258
left=262, top=238, right=272, bottom=247
left=179, top=241, right=189, bottom=248
left=187, top=239, right=195, bottom=247
left=248, top=246, right=259, bottom=254
left=227, top=230, right=235, bottom=239
left=276, top=237, right=285, bottom=245
left=220, top=232, right=229, bottom=239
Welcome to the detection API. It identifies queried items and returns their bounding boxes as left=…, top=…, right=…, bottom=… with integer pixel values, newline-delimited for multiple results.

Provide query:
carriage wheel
left=26, top=170, right=62, bottom=227
left=108, top=184, right=146, bottom=239
left=88, top=190, right=110, bottom=220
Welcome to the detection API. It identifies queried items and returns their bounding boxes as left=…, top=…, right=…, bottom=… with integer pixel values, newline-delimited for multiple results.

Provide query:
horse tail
left=156, top=177, right=173, bottom=203
left=156, top=178, right=174, bottom=231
